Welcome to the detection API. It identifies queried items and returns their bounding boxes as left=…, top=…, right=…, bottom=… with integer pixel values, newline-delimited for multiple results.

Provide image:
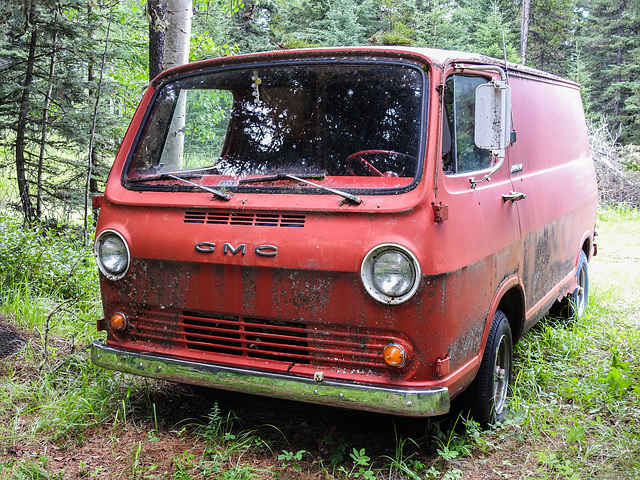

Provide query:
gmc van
left=91, top=47, right=598, bottom=425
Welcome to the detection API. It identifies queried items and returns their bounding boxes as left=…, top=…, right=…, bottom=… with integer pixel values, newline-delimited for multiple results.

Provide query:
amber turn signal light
left=110, top=312, right=127, bottom=331
left=383, top=343, right=406, bottom=367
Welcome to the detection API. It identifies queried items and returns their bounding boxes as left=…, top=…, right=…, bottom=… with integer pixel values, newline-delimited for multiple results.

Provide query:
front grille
left=183, top=314, right=311, bottom=363
left=184, top=211, right=305, bottom=228
left=181, top=312, right=390, bottom=370
left=126, top=311, right=394, bottom=374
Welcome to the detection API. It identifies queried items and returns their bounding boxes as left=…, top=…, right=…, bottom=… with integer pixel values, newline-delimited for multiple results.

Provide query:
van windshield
left=126, top=60, right=425, bottom=193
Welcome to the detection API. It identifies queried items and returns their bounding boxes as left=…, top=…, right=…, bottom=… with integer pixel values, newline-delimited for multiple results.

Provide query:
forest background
left=0, top=0, right=639, bottom=229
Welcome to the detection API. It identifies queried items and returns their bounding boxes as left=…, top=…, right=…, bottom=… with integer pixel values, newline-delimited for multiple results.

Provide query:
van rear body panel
left=92, top=47, right=597, bottom=418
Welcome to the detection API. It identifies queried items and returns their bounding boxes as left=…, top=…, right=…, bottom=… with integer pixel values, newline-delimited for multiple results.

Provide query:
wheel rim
left=575, top=264, right=587, bottom=317
left=493, top=333, right=512, bottom=415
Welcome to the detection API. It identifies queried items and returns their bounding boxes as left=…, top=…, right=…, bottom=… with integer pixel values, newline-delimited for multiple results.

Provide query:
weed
left=277, top=449, right=306, bottom=471
left=380, top=434, right=424, bottom=480
left=320, top=431, right=351, bottom=466
left=335, top=448, right=376, bottom=479
left=0, top=458, right=51, bottom=480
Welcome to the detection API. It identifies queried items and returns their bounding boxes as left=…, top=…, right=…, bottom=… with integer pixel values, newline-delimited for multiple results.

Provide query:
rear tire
left=550, top=250, right=589, bottom=319
left=469, top=309, right=513, bottom=427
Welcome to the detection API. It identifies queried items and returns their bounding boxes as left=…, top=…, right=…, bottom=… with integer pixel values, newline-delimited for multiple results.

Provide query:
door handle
left=502, top=191, right=526, bottom=202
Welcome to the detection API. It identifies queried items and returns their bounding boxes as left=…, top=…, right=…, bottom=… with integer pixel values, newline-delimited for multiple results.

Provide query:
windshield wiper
left=238, top=173, right=326, bottom=184
left=127, top=172, right=205, bottom=183
left=285, top=174, right=362, bottom=205
left=166, top=174, right=231, bottom=201
left=127, top=172, right=230, bottom=201
left=238, top=173, right=361, bottom=204
left=127, top=166, right=220, bottom=184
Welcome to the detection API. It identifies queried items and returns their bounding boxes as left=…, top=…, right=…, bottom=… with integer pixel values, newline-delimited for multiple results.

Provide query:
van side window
left=442, top=75, right=492, bottom=174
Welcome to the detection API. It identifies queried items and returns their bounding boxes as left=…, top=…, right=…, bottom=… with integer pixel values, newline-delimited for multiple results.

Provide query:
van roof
left=154, top=46, right=579, bottom=88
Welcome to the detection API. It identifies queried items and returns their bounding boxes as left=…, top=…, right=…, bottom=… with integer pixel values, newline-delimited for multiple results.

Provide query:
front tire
left=470, top=309, right=513, bottom=427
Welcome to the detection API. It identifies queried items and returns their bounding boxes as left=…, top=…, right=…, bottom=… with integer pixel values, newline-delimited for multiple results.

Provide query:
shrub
left=0, top=214, right=99, bottom=302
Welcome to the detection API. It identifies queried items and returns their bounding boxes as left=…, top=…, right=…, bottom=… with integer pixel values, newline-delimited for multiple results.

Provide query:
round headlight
left=361, top=244, right=421, bottom=305
left=372, top=251, right=414, bottom=297
left=94, top=230, right=130, bottom=280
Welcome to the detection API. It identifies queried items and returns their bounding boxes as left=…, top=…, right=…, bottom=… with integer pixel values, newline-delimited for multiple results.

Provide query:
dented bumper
left=91, top=340, right=450, bottom=417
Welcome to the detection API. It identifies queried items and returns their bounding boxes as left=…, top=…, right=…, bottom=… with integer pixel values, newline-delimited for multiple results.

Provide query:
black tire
left=571, top=251, right=589, bottom=319
left=469, top=309, right=513, bottom=427
left=550, top=250, right=589, bottom=319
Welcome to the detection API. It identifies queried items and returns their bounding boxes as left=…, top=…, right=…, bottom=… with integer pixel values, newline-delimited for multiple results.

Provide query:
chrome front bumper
left=91, top=340, right=450, bottom=417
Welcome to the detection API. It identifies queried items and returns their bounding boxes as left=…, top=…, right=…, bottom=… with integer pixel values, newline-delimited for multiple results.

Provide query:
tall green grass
left=496, top=205, right=640, bottom=479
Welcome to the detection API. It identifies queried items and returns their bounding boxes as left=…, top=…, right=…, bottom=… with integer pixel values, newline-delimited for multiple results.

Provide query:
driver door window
left=442, top=75, right=491, bottom=174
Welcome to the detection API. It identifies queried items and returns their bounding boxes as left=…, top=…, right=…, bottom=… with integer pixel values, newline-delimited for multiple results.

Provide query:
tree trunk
left=163, top=0, right=192, bottom=70
left=613, top=0, right=626, bottom=118
left=148, top=0, right=167, bottom=80
left=520, top=0, right=531, bottom=64
left=84, top=9, right=113, bottom=244
left=15, top=23, right=38, bottom=226
left=160, top=0, right=192, bottom=169
left=37, top=27, right=57, bottom=221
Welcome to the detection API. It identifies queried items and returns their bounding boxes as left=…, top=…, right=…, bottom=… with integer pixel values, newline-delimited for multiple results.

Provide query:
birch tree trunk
left=163, top=0, right=192, bottom=70
left=520, top=0, right=531, bottom=64
left=160, top=0, right=192, bottom=170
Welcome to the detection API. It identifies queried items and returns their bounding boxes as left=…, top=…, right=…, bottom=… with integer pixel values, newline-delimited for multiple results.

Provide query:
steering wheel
left=345, top=150, right=411, bottom=177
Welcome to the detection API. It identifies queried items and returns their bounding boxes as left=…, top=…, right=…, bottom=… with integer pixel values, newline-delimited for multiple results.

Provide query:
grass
left=0, top=206, right=639, bottom=479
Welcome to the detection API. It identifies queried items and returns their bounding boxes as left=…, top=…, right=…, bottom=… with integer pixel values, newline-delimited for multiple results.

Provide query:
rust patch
left=447, top=316, right=485, bottom=370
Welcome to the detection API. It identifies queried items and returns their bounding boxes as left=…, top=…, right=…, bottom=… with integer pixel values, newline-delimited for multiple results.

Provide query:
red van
left=91, top=47, right=597, bottom=425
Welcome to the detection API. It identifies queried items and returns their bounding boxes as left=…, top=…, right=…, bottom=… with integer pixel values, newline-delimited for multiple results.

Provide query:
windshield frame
left=122, top=56, right=429, bottom=197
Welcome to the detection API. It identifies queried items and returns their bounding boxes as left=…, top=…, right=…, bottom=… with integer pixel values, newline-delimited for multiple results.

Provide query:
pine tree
left=272, top=0, right=378, bottom=48
left=0, top=0, right=146, bottom=225
left=524, top=0, right=576, bottom=76
left=472, top=1, right=519, bottom=61
left=577, top=0, right=640, bottom=144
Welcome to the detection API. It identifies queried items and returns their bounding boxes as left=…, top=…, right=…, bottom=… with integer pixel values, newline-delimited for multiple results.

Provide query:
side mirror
left=469, top=80, right=513, bottom=188
left=474, top=80, right=512, bottom=158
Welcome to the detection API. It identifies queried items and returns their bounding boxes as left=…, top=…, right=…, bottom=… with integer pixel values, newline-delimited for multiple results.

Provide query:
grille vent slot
left=184, top=211, right=305, bottom=228
left=183, top=314, right=310, bottom=363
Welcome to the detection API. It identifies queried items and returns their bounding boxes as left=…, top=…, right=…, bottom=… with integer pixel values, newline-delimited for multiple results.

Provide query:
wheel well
left=497, top=287, right=525, bottom=343
left=582, top=238, right=591, bottom=260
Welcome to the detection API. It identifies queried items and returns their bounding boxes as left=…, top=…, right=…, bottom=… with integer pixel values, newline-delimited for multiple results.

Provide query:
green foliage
left=277, top=449, right=306, bottom=471
left=0, top=0, right=147, bottom=224
left=471, top=1, right=520, bottom=62
left=273, top=0, right=372, bottom=47
left=0, top=215, right=98, bottom=303
left=335, top=448, right=375, bottom=479
left=577, top=0, right=640, bottom=145
left=0, top=458, right=52, bottom=480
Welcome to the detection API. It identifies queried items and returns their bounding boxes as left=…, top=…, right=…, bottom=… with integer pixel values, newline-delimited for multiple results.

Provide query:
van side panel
left=507, top=74, right=597, bottom=324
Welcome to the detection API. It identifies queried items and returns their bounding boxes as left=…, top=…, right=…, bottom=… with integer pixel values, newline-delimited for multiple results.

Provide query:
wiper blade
left=285, top=174, right=362, bottom=205
left=238, top=173, right=361, bottom=204
left=237, top=173, right=326, bottom=184
left=126, top=170, right=230, bottom=200
left=166, top=174, right=231, bottom=201
left=127, top=166, right=220, bottom=184
left=127, top=172, right=205, bottom=183
left=129, top=173, right=230, bottom=200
